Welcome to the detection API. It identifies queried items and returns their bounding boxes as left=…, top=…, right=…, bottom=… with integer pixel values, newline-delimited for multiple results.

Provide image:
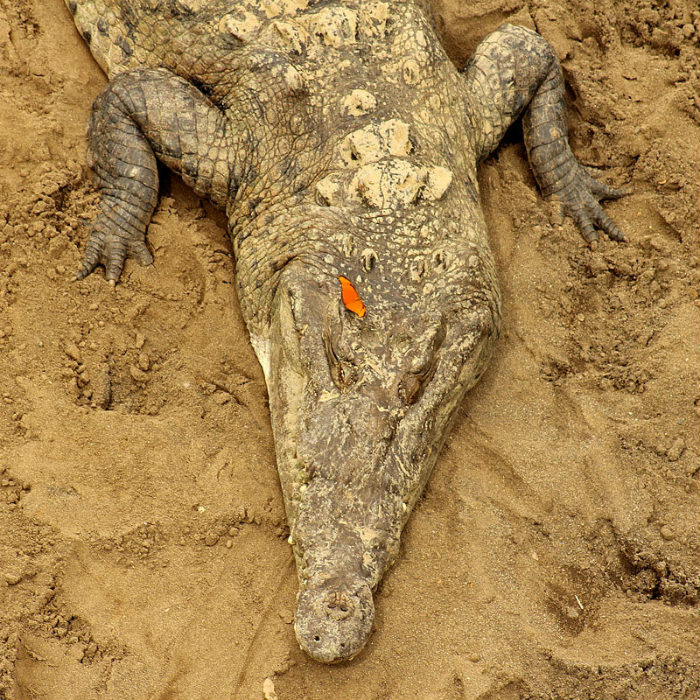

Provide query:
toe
left=570, top=203, right=598, bottom=244
left=582, top=167, right=631, bottom=200
left=75, top=235, right=103, bottom=280
left=104, top=238, right=128, bottom=282
left=591, top=203, right=626, bottom=242
left=131, top=240, right=154, bottom=267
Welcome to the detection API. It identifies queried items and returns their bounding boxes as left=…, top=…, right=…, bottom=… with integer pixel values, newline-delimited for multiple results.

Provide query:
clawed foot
left=555, top=165, right=631, bottom=245
left=75, top=218, right=153, bottom=283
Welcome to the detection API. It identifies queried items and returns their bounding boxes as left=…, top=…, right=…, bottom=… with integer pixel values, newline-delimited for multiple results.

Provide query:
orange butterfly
left=338, top=275, right=366, bottom=318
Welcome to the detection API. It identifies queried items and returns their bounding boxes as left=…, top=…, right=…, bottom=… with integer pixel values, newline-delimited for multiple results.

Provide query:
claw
left=556, top=165, right=629, bottom=244
left=571, top=206, right=598, bottom=244
left=75, top=214, right=151, bottom=284
left=75, top=235, right=103, bottom=279
left=75, top=264, right=95, bottom=281
left=591, top=204, right=626, bottom=242
left=104, top=238, right=128, bottom=282
left=131, top=240, right=154, bottom=266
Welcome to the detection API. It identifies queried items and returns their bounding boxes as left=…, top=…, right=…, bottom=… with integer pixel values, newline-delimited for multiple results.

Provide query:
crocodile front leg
left=77, top=67, right=246, bottom=282
left=463, top=23, right=629, bottom=244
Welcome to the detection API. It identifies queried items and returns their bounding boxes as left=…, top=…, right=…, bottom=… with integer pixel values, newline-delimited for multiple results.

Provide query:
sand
left=0, top=0, right=698, bottom=698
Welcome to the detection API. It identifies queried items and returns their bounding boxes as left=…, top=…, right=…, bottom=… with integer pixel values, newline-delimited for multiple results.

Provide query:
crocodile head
left=258, top=258, right=498, bottom=662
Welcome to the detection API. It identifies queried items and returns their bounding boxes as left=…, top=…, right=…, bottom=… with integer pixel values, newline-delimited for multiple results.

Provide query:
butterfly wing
left=338, top=276, right=366, bottom=318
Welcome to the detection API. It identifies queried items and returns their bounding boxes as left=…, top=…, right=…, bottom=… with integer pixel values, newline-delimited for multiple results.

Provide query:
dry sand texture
left=0, top=0, right=699, bottom=698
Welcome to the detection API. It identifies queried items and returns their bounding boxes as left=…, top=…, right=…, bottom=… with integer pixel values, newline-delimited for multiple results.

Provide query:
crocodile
left=65, top=0, right=627, bottom=663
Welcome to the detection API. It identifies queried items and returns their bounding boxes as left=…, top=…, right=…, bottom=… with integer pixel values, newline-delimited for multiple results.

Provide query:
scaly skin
left=65, top=0, right=628, bottom=662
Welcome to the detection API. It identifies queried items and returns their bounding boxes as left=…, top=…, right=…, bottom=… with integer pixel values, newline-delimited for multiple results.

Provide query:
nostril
left=323, top=592, right=354, bottom=621
left=295, top=582, right=375, bottom=662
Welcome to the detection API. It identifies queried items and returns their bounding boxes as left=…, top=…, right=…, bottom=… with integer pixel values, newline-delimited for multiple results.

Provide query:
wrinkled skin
left=65, top=0, right=627, bottom=662
left=268, top=261, right=496, bottom=659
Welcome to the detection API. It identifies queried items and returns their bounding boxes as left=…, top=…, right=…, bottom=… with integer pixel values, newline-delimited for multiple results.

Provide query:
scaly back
left=66, top=0, right=281, bottom=77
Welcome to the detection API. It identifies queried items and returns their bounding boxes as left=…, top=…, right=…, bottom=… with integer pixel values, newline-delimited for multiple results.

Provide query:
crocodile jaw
left=252, top=264, right=498, bottom=662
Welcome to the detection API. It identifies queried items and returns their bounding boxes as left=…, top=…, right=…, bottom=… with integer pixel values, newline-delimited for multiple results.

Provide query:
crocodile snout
left=294, top=579, right=374, bottom=663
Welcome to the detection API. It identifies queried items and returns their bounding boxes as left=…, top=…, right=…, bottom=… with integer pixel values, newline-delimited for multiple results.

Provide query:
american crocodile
left=65, top=0, right=627, bottom=663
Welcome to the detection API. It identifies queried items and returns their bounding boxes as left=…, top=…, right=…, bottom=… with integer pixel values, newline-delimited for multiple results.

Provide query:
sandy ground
left=0, top=0, right=698, bottom=698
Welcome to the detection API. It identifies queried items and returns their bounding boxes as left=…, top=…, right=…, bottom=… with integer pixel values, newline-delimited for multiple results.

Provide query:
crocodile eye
left=398, top=356, right=438, bottom=405
left=398, top=373, right=422, bottom=405
left=322, top=329, right=355, bottom=391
